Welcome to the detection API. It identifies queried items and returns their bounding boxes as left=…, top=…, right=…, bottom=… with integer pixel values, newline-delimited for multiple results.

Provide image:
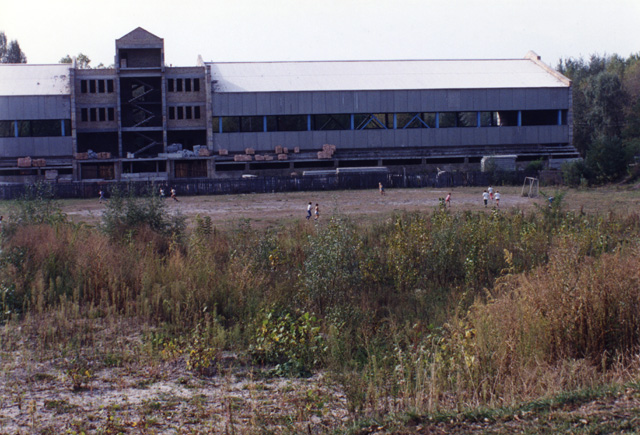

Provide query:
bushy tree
left=0, top=31, right=26, bottom=63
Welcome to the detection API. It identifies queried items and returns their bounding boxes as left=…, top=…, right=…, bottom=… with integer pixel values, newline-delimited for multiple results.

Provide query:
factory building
left=0, top=27, right=578, bottom=183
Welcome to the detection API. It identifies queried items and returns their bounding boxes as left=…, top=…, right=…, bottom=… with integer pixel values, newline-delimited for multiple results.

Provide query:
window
left=0, top=121, right=14, bottom=137
left=169, top=107, right=175, bottom=120
left=396, top=113, right=436, bottom=129
left=354, top=114, right=389, bottom=130
left=521, top=110, right=562, bottom=126
left=81, top=108, right=88, bottom=122
left=240, top=116, right=263, bottom=132
left=221, top=117, right=240, bottom=133
left=107, top=80, right=114, bottom=93
left=186, top=106, right=192, bottom=119
left=439, top=112, right=457, bottom=128
left=90, top=108, right=97, bottom=122
left=274, top=115, right=307, bottom=131
left=81, top=80, right=88, bottom=93
left=194, top=106, right=201, bottom=119
left=168, top=79, right=174, bottom=92
left=89, top=80, right=96, bottom=93
left=177, top=106, right=184, bottom=120
left=457, top=112, right=477, bottom=127
left=31, top=120, right=61, bottom=137
left=193, top=78, right=200, bottom=92
left=176, top=79, right=183, bottom=92
left=313, top=114, right=349, bottom=130
left=185, top=78, right=192, bottom=92
left=98, top=80, right=105, bottom=93
left=99, top=108, right=106, bottom=122
left=480, top=112, right=498, bottom=127
left=496, top=111, right=518, bottom=126
left=17, top=121, right=31, bottom=137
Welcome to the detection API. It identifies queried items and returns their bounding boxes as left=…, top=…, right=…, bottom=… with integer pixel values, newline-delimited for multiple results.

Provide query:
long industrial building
left=0, top=27, right=578, bottom=183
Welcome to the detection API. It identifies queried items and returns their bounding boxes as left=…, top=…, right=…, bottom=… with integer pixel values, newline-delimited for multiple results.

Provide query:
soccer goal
left=521, top=177, right=539, bottom=198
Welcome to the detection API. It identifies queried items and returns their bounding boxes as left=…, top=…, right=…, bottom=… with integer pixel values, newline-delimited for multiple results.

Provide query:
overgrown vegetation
left=2, top=190, right=640, bottom=431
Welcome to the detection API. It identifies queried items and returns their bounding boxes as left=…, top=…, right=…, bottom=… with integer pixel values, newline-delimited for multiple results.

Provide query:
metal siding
left=393, top=90, right=409, bottom=113
left=256, top=93, right=271, bottom=114
left=446, top=90, right=461, bottom=111
left=340, top=91, right=355, bottom=113
left=429, top=90, right=448, bottom=112
left=241, top=93, right=257, bottom=116
left=498, top=89, right=513, bottom=110
left=312, top=93, right=326, bottom=113
left=324, top=130, right=341, bottom=147
left=511, top=88, right=525, bottom=110
left=538, top=126, right=551, bottom=144
left=228, top=94, right=243, bottom=116
left=354, top=91, right=368, bottom=113
left=380, top=91, right=394, bottom=112
left=340, top=130, right=356, bottom=147
left=407, top=91, right=421, bottom=112
left=298, top=92, right=313, bottom=113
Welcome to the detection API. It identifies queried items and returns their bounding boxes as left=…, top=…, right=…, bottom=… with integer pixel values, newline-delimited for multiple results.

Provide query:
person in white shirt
left=495, top=191, right=501, bottom=207
left=482, top=190, right=490, bottom=207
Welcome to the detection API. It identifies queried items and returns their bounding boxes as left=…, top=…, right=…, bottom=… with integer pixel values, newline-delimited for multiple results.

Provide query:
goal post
left=521, top=177, right=539, bottom=198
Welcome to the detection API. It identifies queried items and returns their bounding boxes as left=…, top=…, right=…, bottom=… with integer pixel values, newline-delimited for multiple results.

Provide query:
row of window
left=168, top=106, right=202, bottom=120
left=80, top=79, right=115, bottom=94
left=0, top=119, right=71, bottom=137
left=167, top=78, right=201, bottom=93
left=80, top=107, right=116, bottom=123
left=213, top=110, right=567, bottom=133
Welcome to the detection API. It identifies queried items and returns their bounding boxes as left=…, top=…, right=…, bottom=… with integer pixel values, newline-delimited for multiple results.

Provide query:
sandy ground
left=55, top=185, right=616, bottom=228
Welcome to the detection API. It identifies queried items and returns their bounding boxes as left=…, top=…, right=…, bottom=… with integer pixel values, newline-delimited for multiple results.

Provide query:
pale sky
left=1, top=0, right=639, bottom=69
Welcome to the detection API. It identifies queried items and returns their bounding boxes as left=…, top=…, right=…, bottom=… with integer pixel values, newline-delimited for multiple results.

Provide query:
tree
left=4, top=40, right=26, bottom=63
left=0, top=31, right=26, bottom=63
left=59, top=53, right=91, bottom=68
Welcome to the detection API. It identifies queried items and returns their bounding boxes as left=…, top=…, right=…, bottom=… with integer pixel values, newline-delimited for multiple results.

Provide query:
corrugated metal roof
left=0, top=64, right=72, bottom=96
left=207, top=58, right=570, bottom=93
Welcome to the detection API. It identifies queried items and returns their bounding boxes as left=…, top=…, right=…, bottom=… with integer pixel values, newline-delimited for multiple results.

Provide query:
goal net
left=521, top=177, right=539, bottom=198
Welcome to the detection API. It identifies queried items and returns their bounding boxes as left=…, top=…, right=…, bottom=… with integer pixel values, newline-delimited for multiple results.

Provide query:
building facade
left=0, top=28, right=578, bottom=183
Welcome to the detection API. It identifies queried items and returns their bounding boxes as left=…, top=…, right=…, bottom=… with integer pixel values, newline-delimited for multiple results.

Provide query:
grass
left=1, top=185, right=640, bottom=433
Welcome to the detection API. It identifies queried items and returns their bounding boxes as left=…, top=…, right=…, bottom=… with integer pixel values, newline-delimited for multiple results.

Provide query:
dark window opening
left=168, top=79, right=174, bottom=92
left=89, top=80, right=96, bottom=93
left=249, top=162, right=290, bottom=170
left=215, top=163, right=246, bottom=172
left=458, top=112, right=477, bottom=127
left=521, top=110, right=562, bottom=126
left=81, top=163, right=115, bottom=180
left=0, top=121, right=14, bottom=137
left=337, top=160, right=378, bottom=167
left=313, top=114, right=349, bottom=130
left=17, top=121, right=31, bottom=137
left=107, top=80, right=114, bottom=93
left=194, top=106, right=201, bottom=119
left=382, top=158, right=422, bottom=166
left=98, top=80, right=105, bottom=93
left=438, top=112, right=457, bottom=128
left=272, top=115, right=307, bottom=132
left=293, top=160, right=335, bottom=169
left=496, top=111, right=518, bottom=126
left=193, top=78, right=200, bottom=92
left=397, top=113, right=435, bottom=129
left=354, top=114, right=389, bottom=129
left=81, top=108, right=88, bottom=122
left=90, top=108, right=97, bottom=122
left=107, top=108, right=115, bottom=121
left=177, top=107, right=184, bottom=120
left=185, top=78, right=192, bottom=92
left=241, top=116, right=263, bottom=132
left=169, top=107, right=175, bottom=120
left=175, top=160, right=208, bottom=178
left=480, top=111, right=498, bottom=127
left=221, top=117, right=240, bottom=133
left=99, top=108, right=106, bottom=122
left=176, top=79, right=183, bottom=92
left=81, top=80, right=88, bottom=93
left=186, top=106, right=192, bottom=119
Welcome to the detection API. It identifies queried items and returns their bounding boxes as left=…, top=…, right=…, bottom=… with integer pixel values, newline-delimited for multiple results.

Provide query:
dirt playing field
left=53, top=185, right=640, bottom=228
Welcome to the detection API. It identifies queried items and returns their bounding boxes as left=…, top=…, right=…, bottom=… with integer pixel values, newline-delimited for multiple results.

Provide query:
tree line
left=558, top=54, right=640, bottom=184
